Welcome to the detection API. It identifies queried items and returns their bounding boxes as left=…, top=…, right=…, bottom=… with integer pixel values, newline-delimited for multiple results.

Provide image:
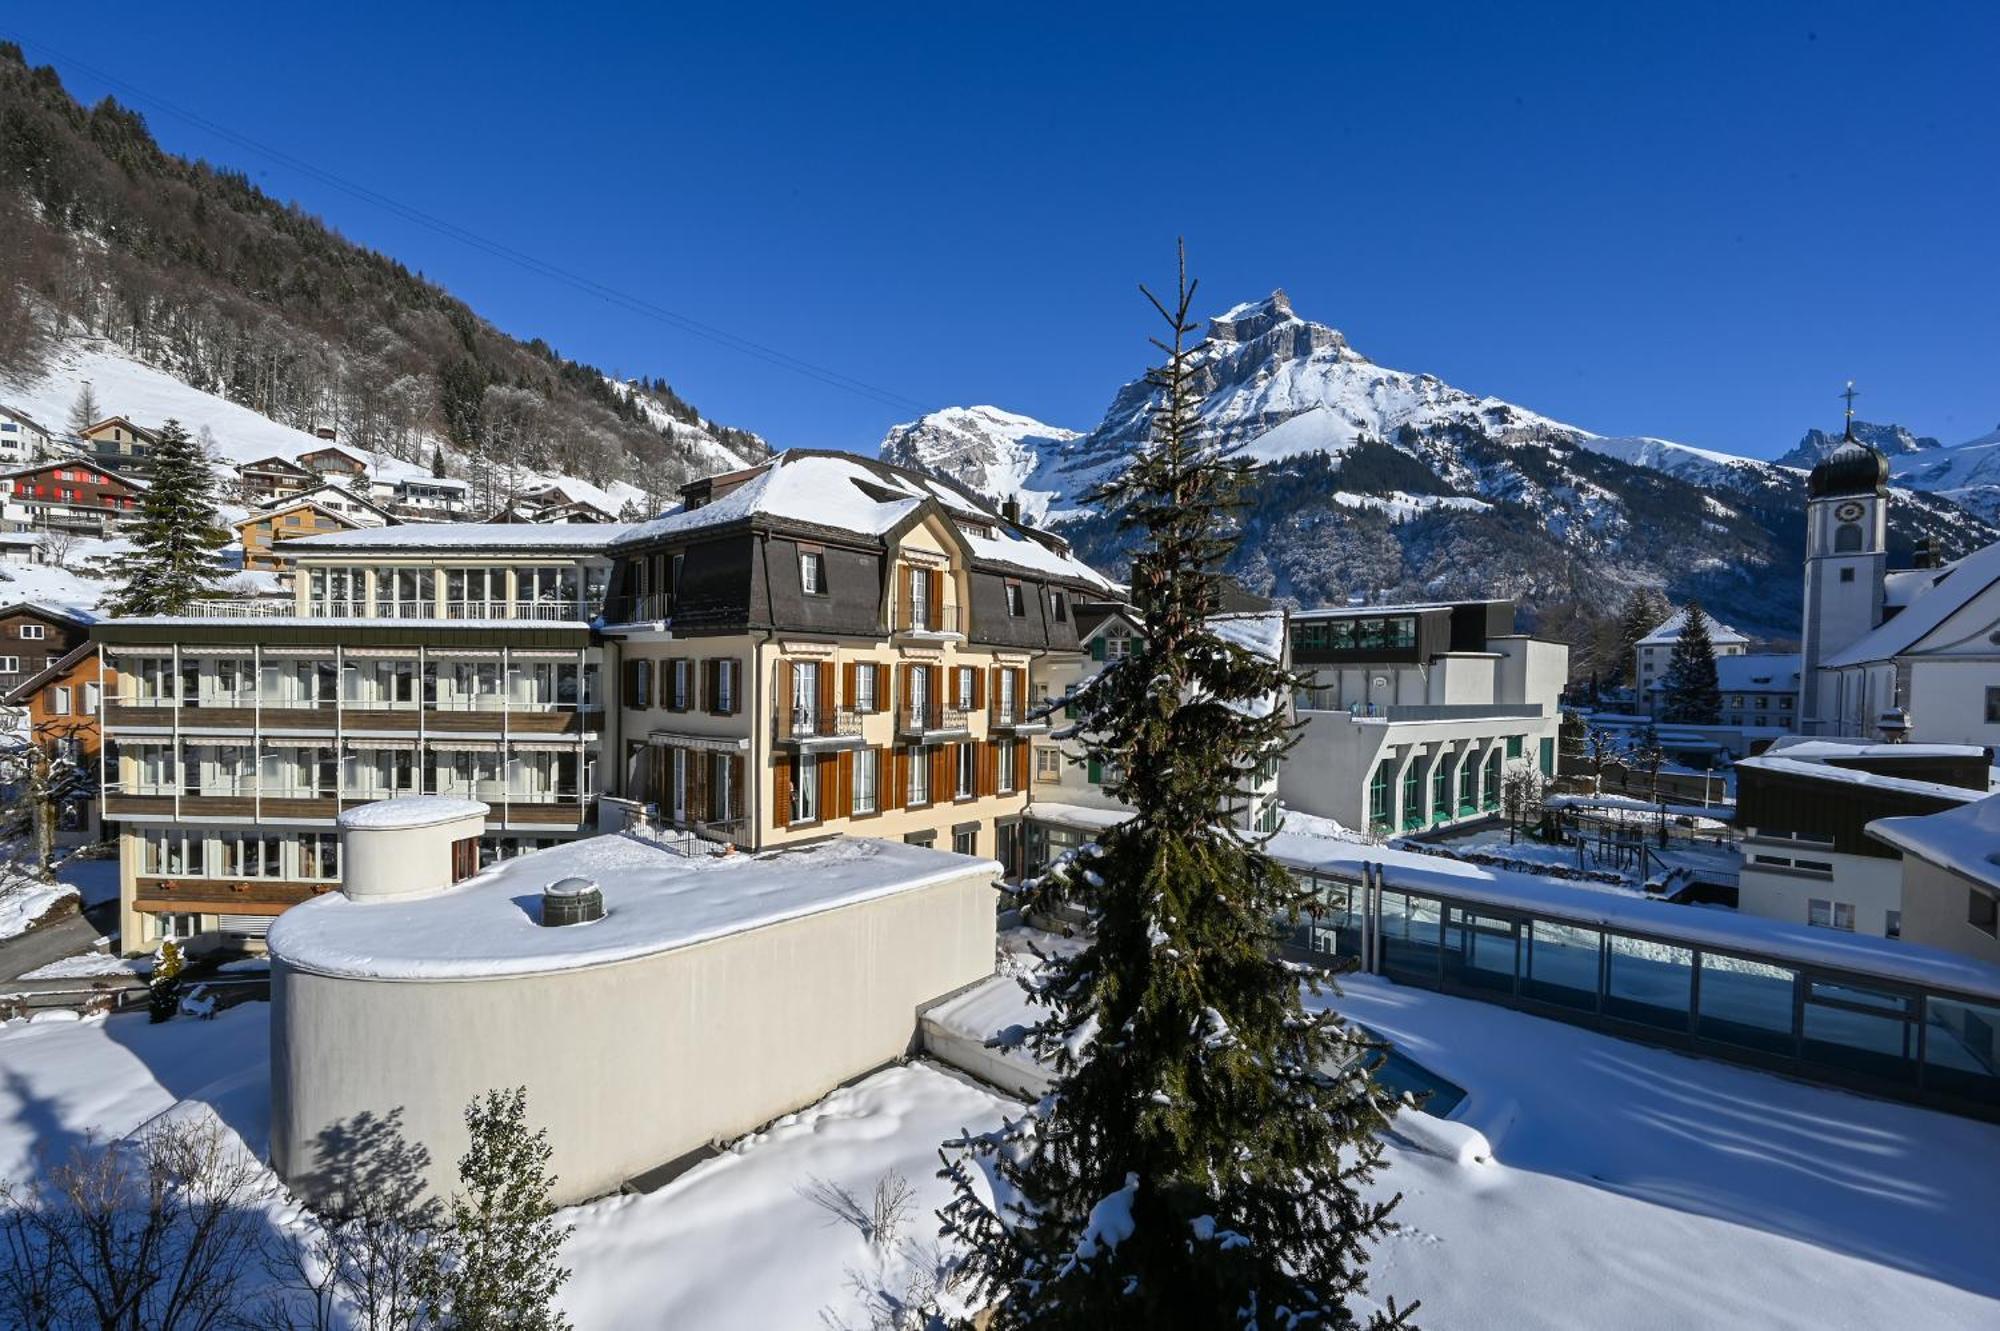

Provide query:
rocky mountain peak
left=1776, top=419, right=1943, bottom=469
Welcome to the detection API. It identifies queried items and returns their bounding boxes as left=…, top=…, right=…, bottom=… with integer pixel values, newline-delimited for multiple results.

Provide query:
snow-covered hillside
left=1, top=337, right=686, bottom=522
left=878, top=405, right=1080, bottom=523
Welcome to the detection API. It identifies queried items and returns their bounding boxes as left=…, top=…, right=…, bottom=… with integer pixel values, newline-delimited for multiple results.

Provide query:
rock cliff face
left=881, top=292, right=1994, bottom=640
left=1777, top=421, right=1943, bottom=469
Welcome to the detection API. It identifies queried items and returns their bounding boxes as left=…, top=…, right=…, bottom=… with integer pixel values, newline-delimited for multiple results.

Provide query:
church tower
left=1798, top=385, right=1889, bottom=735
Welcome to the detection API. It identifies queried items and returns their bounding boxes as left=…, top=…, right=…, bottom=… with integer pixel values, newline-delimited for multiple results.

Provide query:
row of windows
left=1290, top=616, right=1419, bottom=654
left=140, top=828, right=342, bottom=880
left=627, top=657, right=740, bottom=713
left=782, top=739, right=1026, bottom=826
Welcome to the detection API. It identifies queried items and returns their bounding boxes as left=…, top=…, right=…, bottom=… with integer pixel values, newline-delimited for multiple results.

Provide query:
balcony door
left=908, top=567, right=929, bottom=630
left=793, top=662, right=819, bottom=734
left=671, top=749, right=688, bottom=824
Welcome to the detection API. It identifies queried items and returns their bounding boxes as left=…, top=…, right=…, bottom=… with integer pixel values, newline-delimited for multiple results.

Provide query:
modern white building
left=1869, top=793, right=2000, bottom=967
left=1279, top=600, right=1567, bottom=837
left=1734, top=738, right=1991, bottom=941
left=268, top=799, right=998, bottom=1207
left=0, top=405, right=55, bottom=467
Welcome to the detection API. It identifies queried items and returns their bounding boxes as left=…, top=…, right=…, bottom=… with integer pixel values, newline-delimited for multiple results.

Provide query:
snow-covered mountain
left=1776, top=420, right=1944, bottom=469
left=884, top=290, right=1994, bottom=640
left=878, top=406, right=1080, bottom=524
left=1882, top=424, right=2000, bottom=525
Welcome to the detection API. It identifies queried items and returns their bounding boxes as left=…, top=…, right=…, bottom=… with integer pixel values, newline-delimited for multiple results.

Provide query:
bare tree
left=806, top=1172, right=963, bottom=1331
left=0, top=1115, right=273, bottom=1331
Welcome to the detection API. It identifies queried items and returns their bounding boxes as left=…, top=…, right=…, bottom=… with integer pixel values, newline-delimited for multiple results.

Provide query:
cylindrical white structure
left=335, top=797, right=489, bottom=900
left=267, top=835, right=998, bottom=1207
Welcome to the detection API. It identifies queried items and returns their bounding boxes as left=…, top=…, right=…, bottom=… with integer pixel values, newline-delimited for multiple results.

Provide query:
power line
left=7, top=34, right=933, bottom=417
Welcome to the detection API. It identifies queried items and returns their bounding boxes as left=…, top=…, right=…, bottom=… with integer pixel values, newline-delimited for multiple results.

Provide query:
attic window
left=1051, top=590, right=1069, bottom=623
left=1005, top=581, right=1025, bottom=616
left=956, top=520, right=994, bottom=540
left=800, top=549, right=826, bottom=596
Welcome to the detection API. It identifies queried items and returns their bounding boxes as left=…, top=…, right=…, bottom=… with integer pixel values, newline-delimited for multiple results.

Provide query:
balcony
left=899, top=703, right=970, bottom=737
left=988, top=699, right=1048, bottom=734
left=598, top=592, right=673, bottom=625
left=105, top=786, right=593, bottom=828
left=173, top=598, right=596, bottom=622
left=132, top=876, right=331, bottom=916
left=777, top=705, right=863, bottom=747
left=891, top=602, right=962, bottom=638
left=103, top=700, right=591, bottom=736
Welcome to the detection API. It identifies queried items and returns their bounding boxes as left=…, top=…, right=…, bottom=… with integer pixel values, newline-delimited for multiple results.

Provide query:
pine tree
left=940, top=249, right=1414, bottom=1330
left=431, top=444, right=448, bottom=479
left=66, top=382, right=100, bottom=438
left=1614, top=587, right=1670, bottom=689
left=414, top=1087, right=573, bottom=1331
left=105, top=419, right=229, bottom=616
left=1659, top=601, right=1722, bottom=724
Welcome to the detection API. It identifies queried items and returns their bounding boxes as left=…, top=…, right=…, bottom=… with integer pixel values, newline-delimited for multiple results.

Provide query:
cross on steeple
left=1841, top=380, right=1859, bottom=439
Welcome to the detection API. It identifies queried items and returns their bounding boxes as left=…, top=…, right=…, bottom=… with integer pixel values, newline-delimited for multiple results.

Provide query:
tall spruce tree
left=105, top=419, right=229, bottom=616
left=1659, top=601, right=1722, bottom=724
left=940, top=250, right=1414, bottom=1330
left=1614, top=586, right=1670, bottom=689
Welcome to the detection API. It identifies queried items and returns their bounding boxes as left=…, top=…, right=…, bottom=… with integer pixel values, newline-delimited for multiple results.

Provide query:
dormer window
left=1051, top=590, right=1068, bottom=623
left=1005, top=581, right=1025, bottom=616
left=800, top=549, right=826, bottom=596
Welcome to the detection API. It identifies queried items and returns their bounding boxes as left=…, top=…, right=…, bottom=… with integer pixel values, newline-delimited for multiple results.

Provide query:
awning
left=648, top=731, right=751, bottom=754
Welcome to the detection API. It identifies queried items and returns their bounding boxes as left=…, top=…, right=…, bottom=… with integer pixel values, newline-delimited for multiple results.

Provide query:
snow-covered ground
left=0, top=868, right=74, bottom=941
left=2, top=973, right=1993, bottom=1327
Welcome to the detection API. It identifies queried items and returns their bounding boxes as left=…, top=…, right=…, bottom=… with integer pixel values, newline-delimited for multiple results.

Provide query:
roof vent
left=541, top=877, right=604, bottom=927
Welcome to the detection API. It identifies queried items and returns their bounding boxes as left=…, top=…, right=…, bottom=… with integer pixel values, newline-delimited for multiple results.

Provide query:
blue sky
left=9, top=4, right=1997, bottom=457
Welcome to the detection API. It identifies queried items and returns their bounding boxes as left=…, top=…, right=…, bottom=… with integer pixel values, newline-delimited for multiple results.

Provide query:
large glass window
left=1369, top=759, right=1392, bottom=829
left=790, top=756, right=818, bottom=824
left=1401, top=766, right=1423, bottom=830
left=1522, top=920, right=1600, bottom=1011
left=1378, top=890, right=1442, bottom=982
left=1432, top=763, right=1450, bottom=821
left=1696, top=954, right=1798, bottom=1056
left=1923, top=997, right=2000, bottom=1101
left=1604, top=935, right=1693, bottom=1032
left=907, top=745, right=930, bottom=806
left=1801, top=980, right=1919, bottom=1085
left=853, top=749, right=878, bottom=815
left=1444, top=908, right=1517, bottom=994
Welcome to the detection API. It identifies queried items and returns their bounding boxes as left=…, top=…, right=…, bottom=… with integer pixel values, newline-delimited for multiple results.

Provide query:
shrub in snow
left=149, top=936, right=185, bottom=1023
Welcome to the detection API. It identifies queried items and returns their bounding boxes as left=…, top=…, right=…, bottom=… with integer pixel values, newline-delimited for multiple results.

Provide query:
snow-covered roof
left=1208, top=610, right=1286, bottom=662
left=620, top=451, right=1113, bottom=589
left=336, top=796, right=489, bottom=831
left=0, top=599, right=98, bottom=627
left=1639, top=607, right=1748, bottom=647
left=284, top=522, right=632, bottom=554
left=1290, top=598, right=1510, bottom=621
left=1823, top=538, right=2000, bottom=668
left=1735, top=737, right=1992, bottom=803
left=1711, top=652, right=1800, bottom=690
left=266, top=833, right=998, bottom=981
left=1867, top=794, right=2000, bottom=891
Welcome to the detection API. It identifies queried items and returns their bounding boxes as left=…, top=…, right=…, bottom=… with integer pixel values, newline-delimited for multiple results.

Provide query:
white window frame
left=791, top=755, right=819, bottom=825
left=998, top=740, right=1017, bottom=793
left=906, top=744, right=929, bottom=807
left=18, top=623, right=44, bottom=640
left=956, top=742, right=975, bottom=799
left=51, top=686, right=70, bottom=715
left=672, top=658, right=690, bottom=710
left=852, top=748, right=878, bottom=815
left=1036, top=746, right=1062, bottom=783
left=1807, top=898, right=1855, bottom=932
left=854, top=663, right=877, bottom=713
left=0, top=657, right=18, bottom=673
left=800, top=551, right=825, bottom=595
left=717, top=659, right=736, bottom=713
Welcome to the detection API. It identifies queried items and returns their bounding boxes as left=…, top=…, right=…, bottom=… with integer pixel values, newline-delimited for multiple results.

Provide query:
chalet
left=79, top=417, right=161, bottom=475
left=510, top=482, right=621, bottom=524
left=234, top=499, right=366, bottom=572
left=374, top=472, right=472, bottom=517
left=236, top=454, right=317, bottom=503
left=0, top=405, right=55, bottom=466
left=268, top=481, right=395, bottom=527
left=0, top=457, right=146, bottom=535
left=297, top=443, right=371, bottom=481
left=0, top=601, right=95, bottom=698
left=3, top=642, right=115, bottom=844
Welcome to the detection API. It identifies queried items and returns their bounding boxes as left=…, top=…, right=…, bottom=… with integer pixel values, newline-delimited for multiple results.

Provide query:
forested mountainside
left=0, top=43, right=762, bottom=504
left=883, top=291, right=1995, bottom=666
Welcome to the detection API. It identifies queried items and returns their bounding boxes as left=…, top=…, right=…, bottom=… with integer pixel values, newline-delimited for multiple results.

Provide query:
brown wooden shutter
left=932, top=744, right=949, bottom=799
left=818, top=662, right=835, bottom=718
left=887, top=745, right=906, bottom=811
left=731, top=659, right=743, bottom=714
left=702, top=659, right=716, bottom=713
left=692, top=750, right=711, bottom=821
left=899, top=664, right=912, bottom=722
left=978, top=740, right=996, bottom=797
left=835, top=748, right=853, bottom=820
left=928, top=568, right=944, bottom=624
left=773, top=756, right=792, bottom=827
left=777, top=659, right=794, bottom=731
left=971, top=666, right=986, bottom=711
left=896, top=564, right=912, bottom=630
left=726, top=755, right=744, bottom=820
left=843, top=661, right=857, bottom=709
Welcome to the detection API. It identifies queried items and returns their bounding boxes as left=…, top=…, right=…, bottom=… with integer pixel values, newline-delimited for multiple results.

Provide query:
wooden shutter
left=928, top=568, right=944, bottom=624
left=1091, top=636, right=1106, bottom=661
left=1087, top=757, right=1103, bottom=785
left=932, top=744, right=950, bottom=800
left=842, top=661, right=856, bottom=709
left=835, top=748, right=854, bottom=820
left=727, top=755, right=744, bottom=820
left=886, top=745, right=905, bottom=811
left=701, top=659, right=716, bottom=713
left=899, top=664, right=912, bottom=722
left=692, top=751, right=711, bottom=821
left=777, top=659, right=794, bottom=729
left=818, top=662, right=835, bottom=718
left=730, top=659, right=743, bottom=714
left=773, top=756, right=792, bottom=826
left=897, top=565, right=912, bottom=630
left=978, top=740, right=996, bottom=797
left=971, top=666, right=986, bottom=711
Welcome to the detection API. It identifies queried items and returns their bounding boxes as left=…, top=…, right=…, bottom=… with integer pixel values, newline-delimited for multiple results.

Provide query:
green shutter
left=1087, top=758, right=1103, bottom=784
left=1090, top=637, right=1106, bottom=661
left=1540, top=738, right=1555, bottom=774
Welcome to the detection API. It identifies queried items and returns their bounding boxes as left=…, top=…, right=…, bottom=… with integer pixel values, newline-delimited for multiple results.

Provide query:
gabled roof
left=1639, top=607, right=1748, bottom=647
left=619, top=450, right=1113, bottom=590
left=264, top=481, right=397, bottom=521
left=2, top=640, right=98, bottom=707
left=234, top=498, right=364, bottom=534
left=237, top=454, right=317, bottom=477
left=80, top=416, right=159, bottom=443
left=1822, top=538, right=2000, bottom=668
left=0, top=455, right=150, bottom=491
left=0, top=601, right=98, bottom=630
left=298, top=442, right=371, bottom=468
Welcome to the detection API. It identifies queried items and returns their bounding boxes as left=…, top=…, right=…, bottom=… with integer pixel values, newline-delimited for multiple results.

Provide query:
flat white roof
left=337, top=796, right=489, bottom=830
left=267, top=833, right=997, bottom=981
left=1869, top=794, right=2000, bottom=891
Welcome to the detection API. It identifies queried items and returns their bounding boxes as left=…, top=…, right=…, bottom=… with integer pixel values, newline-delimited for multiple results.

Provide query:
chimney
left=315, top=426, right=337, bottom=441
left=1001, top=495, right=1021, bottom=525
left=1912, top=536, right=1938, bottom=570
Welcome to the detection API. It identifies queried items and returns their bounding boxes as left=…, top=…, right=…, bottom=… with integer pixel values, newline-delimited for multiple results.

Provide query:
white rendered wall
left=1896, top=858, right=2000, bottom=966
left=1736, top=847, right=1904, bottom=939
left=271, top=869, right=995, bottom=1207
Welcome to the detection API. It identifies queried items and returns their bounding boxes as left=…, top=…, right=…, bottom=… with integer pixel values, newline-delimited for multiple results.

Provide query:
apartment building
left=79, top=416, right=160, bottom=476
left=233, top=499, right=365, bottom=573
left=1279, top=599, right=1567, bottom=836
left=93, top=523, right=622, bottom=954
left=0, top=405, right=55, bottom=467
left=0, top=601, right=94, bottom=698
left=599, top=451, right=1108, bottom=867
left=0, top=457, right=145, bottom=534
left=236, top=455, right=317, bottom=504
left=1635, top=606, right=1747, bottom=696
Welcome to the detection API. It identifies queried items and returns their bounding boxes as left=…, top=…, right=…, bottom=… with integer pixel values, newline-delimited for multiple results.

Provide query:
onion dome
left=1808, top=438, right=1889, bottom=499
